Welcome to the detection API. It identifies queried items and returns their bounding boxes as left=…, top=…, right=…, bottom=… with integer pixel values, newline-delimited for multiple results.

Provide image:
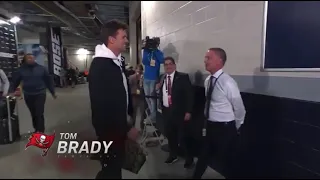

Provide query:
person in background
left=75, top=67, right=80, bottom=76
left=88, top=20, right=138, bottom=179
left=142, top=43, right=164, bottom=123
left=156, top=57, right=194, bottom=168
left=9, top=53, right=57, bottom=133
left=125, top=66, right=135, bottom=78
left=192, top=48, right=246, bottom=178
left=75, top=67, right=80, bottom=83
left=67, top=67, right=76, bottom=88
left=0, top=69, right=10, bottom=97
left=128, top=64, right=145, bottom=131
left=60, top=68, right=67, bottom=88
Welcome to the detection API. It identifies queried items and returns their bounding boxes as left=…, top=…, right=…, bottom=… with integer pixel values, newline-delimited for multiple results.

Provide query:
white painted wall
left=140, top=1, right=320, bottom=78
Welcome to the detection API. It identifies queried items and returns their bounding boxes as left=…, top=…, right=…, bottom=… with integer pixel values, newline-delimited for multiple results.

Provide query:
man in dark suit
left=88, top=20, right=138, bottom=179
left=156, top=56, right=194, bottom=168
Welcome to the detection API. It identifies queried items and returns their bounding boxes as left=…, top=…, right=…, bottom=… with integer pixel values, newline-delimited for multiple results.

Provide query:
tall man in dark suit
left=156, top=56, right=194, bottom=168
left=88, top=20, right=139, bottom=179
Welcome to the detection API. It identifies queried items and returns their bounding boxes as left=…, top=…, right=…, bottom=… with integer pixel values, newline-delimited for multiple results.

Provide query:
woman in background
left=128, top=64, right=145, bottom=131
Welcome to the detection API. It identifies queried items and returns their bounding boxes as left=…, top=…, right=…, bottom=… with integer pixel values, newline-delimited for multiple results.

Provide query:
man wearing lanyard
left=156, top=57, right=194, bottom=168
left=193, top=48, right=246, bottom=178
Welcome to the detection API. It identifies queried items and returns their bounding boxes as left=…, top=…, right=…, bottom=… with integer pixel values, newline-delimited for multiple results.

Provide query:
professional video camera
left=142, top=36, right=160, bottom=50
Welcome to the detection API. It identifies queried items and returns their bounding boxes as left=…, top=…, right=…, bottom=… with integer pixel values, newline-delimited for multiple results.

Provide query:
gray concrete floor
left=0, top=84, right=223, bottom=179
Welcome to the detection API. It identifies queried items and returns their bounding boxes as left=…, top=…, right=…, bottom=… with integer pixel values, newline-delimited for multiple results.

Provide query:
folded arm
left=226, top=80, right=246, bottom=130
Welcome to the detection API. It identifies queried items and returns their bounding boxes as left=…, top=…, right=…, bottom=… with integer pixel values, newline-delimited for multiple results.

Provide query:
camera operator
left=142, top=37, right=164, bottom=123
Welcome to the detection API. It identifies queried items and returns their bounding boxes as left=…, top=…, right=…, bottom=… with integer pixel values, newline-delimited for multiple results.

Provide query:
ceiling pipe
left=16, top=13, right=95, bottom=20
left=53, top=1, right=96, bottom=37
left=29, top=1, right=94, bottom=40
left=84, top=4, right=103, bottom=29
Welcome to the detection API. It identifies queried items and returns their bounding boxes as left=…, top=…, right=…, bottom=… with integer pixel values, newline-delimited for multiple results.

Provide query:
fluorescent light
left=9, top=16, right=21, bottom=24
left=76, top=48, right=89, bottom=55
left=77, top=48, right=89, bottom=61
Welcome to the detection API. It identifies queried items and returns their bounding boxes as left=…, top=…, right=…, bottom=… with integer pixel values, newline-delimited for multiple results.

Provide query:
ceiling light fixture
left=9, top=16, right=21, bottom=24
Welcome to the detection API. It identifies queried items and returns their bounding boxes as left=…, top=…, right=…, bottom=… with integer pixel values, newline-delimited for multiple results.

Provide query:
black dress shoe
left=165, top=156, right=178, bottom=164
left=184, top=159, right=195, bottom=169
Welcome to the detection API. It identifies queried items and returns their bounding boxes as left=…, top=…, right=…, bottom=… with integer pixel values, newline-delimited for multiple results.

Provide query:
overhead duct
left=29, top=1, right=94, bottom=40
left=84, top=3, right=103, bottom=29
left=53, top=1, right=96, bottom=37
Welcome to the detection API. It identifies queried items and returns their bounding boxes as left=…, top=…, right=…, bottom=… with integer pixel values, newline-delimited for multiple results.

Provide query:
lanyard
left=203, top=72, right=224, bottom=137
left=206, top=72, right=224, bottom=95
left=149, top=51, right=154, bottom=61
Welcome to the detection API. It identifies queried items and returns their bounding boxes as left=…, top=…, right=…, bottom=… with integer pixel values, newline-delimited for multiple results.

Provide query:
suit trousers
left=162, top=107, right=193, bottom=160
left=95, top=136, right=125, bottom=179
left=193, top=120, right=237, bottom=178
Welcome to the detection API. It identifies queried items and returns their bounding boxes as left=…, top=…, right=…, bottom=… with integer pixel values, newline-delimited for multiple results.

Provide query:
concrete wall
left=129, top=1, right=141, bottom=68
left=139, top=1, right=320, bottom=102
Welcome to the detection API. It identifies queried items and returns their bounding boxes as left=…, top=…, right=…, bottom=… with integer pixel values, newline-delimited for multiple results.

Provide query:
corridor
left=0, top=84, right=222, bottom=179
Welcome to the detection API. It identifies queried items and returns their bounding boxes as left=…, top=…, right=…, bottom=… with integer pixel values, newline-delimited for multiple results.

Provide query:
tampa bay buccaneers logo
left=25, top=132, right=56, bottom=156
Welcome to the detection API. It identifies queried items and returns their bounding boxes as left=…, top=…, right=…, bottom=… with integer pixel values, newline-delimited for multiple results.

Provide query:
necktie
left=168, top=75, right=172, bottom=106
left=205, top=76, right=215, bottom=119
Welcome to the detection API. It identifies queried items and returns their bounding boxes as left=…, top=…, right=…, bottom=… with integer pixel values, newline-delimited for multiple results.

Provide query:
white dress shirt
left=204, top=69, right=246, bottom=129
left=162, top=71, right=175, bottom=107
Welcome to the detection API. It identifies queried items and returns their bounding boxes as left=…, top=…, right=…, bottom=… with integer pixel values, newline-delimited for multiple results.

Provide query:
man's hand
left=184, top=113, right=191, bottom=121
left=155, top=83, right=161, bottom=90
left=52, top=94, right=57, bottom=99
left=127, top=127, right=139, bottom=141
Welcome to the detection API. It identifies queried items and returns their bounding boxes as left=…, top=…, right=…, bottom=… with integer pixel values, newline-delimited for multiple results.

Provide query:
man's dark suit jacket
left=158, top=71, right=193, bottom=120
left=88, top=57, right=133, bottom=139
